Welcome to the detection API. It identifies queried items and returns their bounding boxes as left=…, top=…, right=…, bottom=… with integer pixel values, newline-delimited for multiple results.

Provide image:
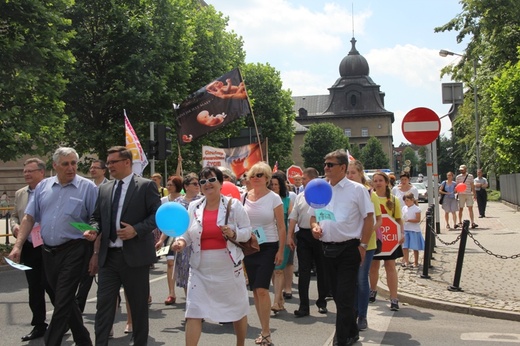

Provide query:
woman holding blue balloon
left=171, top=167, right=252, bottom=346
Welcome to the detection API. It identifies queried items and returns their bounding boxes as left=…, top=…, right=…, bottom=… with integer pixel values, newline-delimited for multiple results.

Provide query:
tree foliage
left=435, top=0, right=520, bottom=173
left=360, top=137, right=389, bottom=169
left=0, top=0, right=74, bottom=162
left=241, top=63, right=295, bottom=171
left=485, top=55, right=520, bottom=174
left=301, top=123, right=350, bottom=175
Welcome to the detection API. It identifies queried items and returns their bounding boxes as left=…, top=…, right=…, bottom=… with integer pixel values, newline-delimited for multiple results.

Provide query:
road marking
left=322, top=301, right=394, bottom=346
left=461, top=332, right=520, bottom=343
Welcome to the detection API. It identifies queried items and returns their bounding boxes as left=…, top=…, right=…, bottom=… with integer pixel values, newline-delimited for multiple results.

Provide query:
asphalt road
left=2, top=258, right=520, bottom=346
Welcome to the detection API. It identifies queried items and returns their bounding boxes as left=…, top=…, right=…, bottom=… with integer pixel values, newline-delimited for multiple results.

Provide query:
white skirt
left=185, top=249, right=249, bottom=322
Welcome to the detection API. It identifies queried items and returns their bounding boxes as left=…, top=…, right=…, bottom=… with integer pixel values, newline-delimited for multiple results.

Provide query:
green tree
left=301, top=123, right=350, bottom=175
left=437, top=135, right=459, bottom=179
left=0, top=0, right=74, bottom=161
left=360, top=137, right=389, bottom=169
left=241, top=63, right=295, bottom=171
left=485, top=55, right=520, bottom=174
left=350, top=143, right=362, bottom=162
left=435, top=0, right=520, bottom=172
left=60, top=0, right=246, bottom=177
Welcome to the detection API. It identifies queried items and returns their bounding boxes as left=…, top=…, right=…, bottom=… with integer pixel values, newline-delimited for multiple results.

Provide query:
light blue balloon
left=304, top=178, right=332, bottom=209
left=156, top=202, right=190, bottom=237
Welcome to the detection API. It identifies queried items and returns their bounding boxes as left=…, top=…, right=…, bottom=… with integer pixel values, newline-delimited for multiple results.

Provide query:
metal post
left=4, top=211, right=10, bottom=245
left=448, top=220, right=470, bottom=292
left=420, top=206, right=433, bottom=279
left=432, top=139, right=441, bottom=234
left=473, top=59, right=480, bottom=169
left=150, top=122, right=155, bottom=175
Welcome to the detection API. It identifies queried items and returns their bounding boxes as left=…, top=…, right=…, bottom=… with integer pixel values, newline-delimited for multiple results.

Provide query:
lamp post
left=439, top=49, right=480, bottom=169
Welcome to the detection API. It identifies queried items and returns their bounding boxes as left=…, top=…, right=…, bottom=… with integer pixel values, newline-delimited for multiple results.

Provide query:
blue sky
left=204, top=0, right=467, bottom=146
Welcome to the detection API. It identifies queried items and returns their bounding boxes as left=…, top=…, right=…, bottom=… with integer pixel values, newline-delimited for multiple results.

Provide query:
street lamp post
left=439, top=49, right=480, bottom=169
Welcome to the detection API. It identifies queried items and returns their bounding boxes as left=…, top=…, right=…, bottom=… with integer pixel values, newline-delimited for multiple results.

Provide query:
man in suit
left=11, top=158, right=55, bottom=341
left=88, top=146, right=161, bottom=346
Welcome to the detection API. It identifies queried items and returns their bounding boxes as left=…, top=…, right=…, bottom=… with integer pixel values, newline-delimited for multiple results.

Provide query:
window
left=361, top=128, right=369, bottom=137
left=344, top=128, right=352, bottom=137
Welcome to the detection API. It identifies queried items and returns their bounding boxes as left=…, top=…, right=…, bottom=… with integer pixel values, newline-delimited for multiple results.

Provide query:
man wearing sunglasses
left=310, top=150, right=374, bottom=346
left=88, top=146, right=161, bottom=345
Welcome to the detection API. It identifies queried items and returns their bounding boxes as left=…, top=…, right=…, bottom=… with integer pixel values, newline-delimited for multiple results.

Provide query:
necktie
left=110, top=180, right=123, bottom=242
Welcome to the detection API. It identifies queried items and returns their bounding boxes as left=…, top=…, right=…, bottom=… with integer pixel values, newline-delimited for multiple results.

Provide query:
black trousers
left=476, top=189, right=487, bottom=217
left=76, top=241, right=95, bottom=312
left=95, top=249, right=150, bottom=346
left=21, top=241, right=54, bottom=327
left=295, top=228, right=328, bottom=310
left=42, top=239, right=92, bottom=346
left=323, top=240, right=360, bottom=345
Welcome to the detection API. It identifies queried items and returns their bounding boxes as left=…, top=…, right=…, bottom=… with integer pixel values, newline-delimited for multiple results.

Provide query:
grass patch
left=487, top=189, right=501, bottom=201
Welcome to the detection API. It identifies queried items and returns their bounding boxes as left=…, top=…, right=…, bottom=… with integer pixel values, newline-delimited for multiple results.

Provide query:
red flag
left=176, top=68, right=251, bottom=145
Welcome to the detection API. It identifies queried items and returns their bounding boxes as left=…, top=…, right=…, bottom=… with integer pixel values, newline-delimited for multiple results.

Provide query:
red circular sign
left=286, top=165, right=303, bottom=185
left=402, top=107, right=441, bottom=146
left=378, top=215, right=402, bottom=256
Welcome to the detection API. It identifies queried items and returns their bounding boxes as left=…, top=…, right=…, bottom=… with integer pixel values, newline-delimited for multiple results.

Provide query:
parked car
left=412, top=182, right=428, bottom=202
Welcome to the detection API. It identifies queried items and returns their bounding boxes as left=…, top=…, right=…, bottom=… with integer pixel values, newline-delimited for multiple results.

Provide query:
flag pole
left=237, top=67, right=263, bottom=160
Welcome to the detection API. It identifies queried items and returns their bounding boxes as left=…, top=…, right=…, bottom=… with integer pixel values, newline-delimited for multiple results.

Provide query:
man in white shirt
left=311, top=150, right=373, bottom=346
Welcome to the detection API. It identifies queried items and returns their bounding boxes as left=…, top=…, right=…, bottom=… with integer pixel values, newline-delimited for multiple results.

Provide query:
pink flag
left=124, top=110, right=148, bottom=176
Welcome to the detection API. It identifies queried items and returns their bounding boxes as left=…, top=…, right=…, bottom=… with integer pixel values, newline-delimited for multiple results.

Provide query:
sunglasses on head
left=251, top=173, right=264, bottom=178
left=199, top=177, right=218, bottom=185
left=324, top=162, right=341, bottom=168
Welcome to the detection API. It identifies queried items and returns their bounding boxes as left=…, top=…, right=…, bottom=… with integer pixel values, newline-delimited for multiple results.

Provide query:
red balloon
left=221, top=181, right=241, bottom=199
left=455, top=183, right=466, bottom=193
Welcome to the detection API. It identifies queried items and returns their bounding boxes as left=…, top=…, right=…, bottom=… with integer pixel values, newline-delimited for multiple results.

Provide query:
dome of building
left=339, top=37, right=370, bottom=77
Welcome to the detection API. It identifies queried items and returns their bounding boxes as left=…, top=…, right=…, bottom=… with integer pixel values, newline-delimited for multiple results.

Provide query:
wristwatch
left=359, top=243, right=368, bottom=250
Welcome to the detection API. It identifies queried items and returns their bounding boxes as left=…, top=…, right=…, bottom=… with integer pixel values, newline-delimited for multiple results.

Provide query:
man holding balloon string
left=309, top=149, right=374, bottom=346
left=87, top=146, right=161, bottom=346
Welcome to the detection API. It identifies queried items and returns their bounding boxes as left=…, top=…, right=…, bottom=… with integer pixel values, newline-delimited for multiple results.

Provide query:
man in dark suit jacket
left=88, top=146, right=161, bottom=346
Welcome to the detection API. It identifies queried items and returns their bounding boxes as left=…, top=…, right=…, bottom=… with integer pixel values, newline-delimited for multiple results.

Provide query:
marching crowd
left=7, top=146, right=486, bottom=346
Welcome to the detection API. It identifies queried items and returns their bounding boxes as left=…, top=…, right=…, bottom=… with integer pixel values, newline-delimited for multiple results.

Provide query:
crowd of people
left=6, top=145, right=488, bottom=346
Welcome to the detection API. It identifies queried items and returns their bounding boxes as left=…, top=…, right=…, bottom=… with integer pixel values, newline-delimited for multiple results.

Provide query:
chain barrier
left=422, top=216, right=519, bottom=259
left=466, top=231, right=520, bottom=259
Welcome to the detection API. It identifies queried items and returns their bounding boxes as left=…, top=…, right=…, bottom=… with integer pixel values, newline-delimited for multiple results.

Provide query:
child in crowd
left=401, top=192, right=424, bottom=268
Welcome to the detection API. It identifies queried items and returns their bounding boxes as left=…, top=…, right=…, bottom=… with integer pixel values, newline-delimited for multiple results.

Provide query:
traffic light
left=156, top=124, right=172, bottom=160
left=148, top=139, right=158, bottom=159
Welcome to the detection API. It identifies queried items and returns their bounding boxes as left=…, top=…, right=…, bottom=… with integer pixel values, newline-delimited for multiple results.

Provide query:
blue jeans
left=357, top=249, right=375, bottom=318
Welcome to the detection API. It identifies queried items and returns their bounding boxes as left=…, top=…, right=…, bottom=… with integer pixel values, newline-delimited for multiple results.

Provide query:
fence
left=499, top=173, right=520, bottom=207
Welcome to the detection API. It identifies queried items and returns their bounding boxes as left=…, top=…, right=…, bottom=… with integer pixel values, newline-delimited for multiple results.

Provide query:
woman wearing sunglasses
left=242, top=162, right=286, bottom=346
left=172, top=167, right=252, bottom=346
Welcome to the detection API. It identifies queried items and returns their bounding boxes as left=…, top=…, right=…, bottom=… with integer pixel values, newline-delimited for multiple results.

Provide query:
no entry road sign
left=402, top=107, right=441, bottom=146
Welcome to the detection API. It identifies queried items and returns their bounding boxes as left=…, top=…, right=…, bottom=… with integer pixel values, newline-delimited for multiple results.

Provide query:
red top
left=201, top=209, right=227, bottom=250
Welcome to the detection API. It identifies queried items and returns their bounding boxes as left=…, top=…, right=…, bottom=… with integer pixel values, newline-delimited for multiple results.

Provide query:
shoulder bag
left=439, top=182, right=446, bottom=205
left=224, top=198, right=259, bottom=256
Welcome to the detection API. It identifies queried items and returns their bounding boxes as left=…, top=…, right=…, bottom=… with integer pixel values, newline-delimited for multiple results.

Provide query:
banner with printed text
left=202, top=142, right=264, bottom=179
left=176, top=68, right=251, bottom=145
left=124, top=111, right=148, bottom=176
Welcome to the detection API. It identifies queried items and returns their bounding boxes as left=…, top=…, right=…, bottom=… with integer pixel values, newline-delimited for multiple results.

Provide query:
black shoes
left=21, top=325, right=47, bottom=341
left=318, top=306, right=328, bottom=314
left=283, top=292, right=292, bottom=299
left=294, top=309, right=310, bottom=317
left=333, top=333, right=359, bottom=346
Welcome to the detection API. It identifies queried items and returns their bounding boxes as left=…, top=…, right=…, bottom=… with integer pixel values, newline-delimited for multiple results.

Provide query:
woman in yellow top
left=346, top=161, right=381, bottom=331
left=369, top=172, right=404, bottom=312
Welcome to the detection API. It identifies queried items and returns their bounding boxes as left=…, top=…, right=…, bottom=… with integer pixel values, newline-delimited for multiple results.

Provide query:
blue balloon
left=156, top=202, right=190, bottom=237
left=304, top=178, right=332, bottom=209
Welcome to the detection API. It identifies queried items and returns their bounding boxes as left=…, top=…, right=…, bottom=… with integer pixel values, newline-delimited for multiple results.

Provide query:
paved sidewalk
left=376, top=201, right=520, bottom=321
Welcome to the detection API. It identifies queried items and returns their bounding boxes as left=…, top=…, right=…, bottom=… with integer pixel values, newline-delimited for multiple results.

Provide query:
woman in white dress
left=172, top=167, right=252, bottom=346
